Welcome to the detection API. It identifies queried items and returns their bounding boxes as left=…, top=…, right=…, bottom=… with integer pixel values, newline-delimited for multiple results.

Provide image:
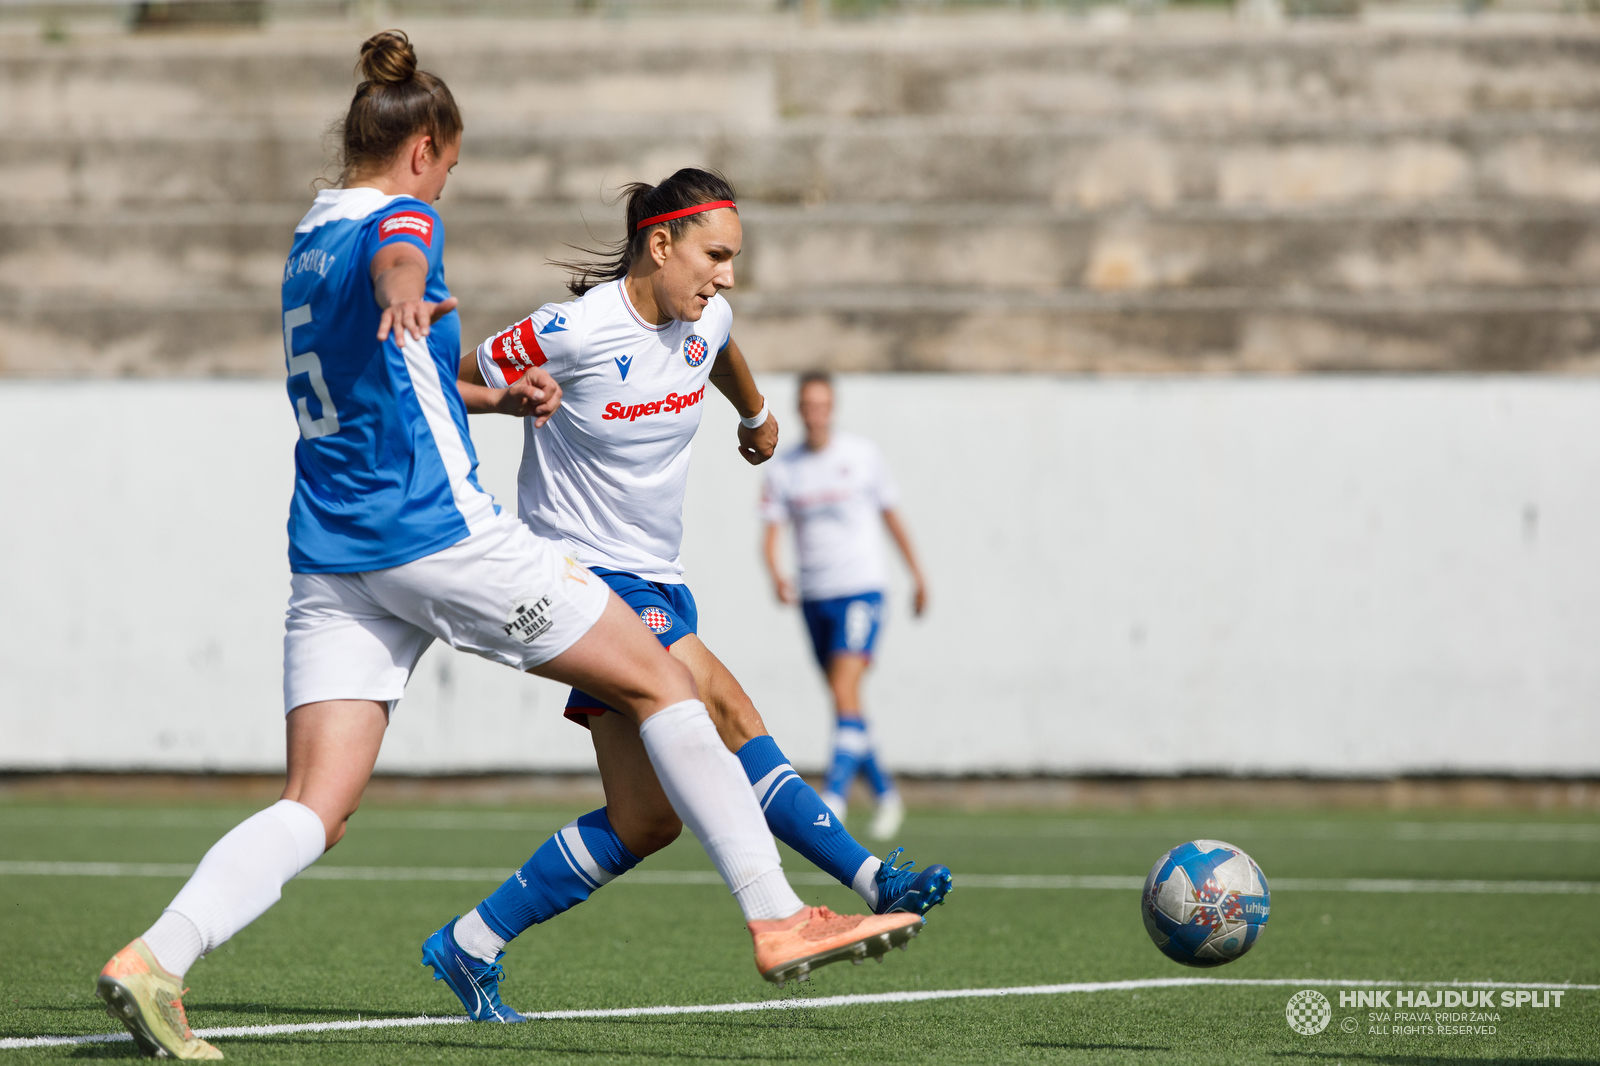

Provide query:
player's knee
left=611, top=809, right=682, bottom=857
left=324, top=818, right=350, bottom=851
left=634, top=813, right=682, bottom=855
left=706, top=691, right=766, bottom=749
left=318, top=798, right=363, bottom=851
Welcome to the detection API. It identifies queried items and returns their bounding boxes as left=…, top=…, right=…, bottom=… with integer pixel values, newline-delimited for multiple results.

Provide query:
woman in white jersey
left=762, top=372, right=929, bottom=839
left=92, top=39, right=916, bottom=1059
left=448, top=170, right=952, bottom=987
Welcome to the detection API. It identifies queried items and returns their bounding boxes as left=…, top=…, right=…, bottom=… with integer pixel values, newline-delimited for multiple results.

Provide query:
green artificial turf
left=2, top=801, right=1596, bottom=1063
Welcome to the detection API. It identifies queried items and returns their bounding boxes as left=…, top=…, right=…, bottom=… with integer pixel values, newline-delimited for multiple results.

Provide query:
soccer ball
left=1141, top=839, right=1270, bottom=967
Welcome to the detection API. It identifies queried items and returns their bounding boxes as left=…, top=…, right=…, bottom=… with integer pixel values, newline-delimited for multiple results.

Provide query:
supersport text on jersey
left=282, top=187, right=497, bottom=574
left=603, top=386, right=706, bottom=422
left=761, top=431, right=900, bottom=601
left=477, top=280, right=732, bottom=582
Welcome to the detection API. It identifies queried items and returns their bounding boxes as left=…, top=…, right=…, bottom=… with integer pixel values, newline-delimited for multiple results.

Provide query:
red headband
left=635, top=200, right=737, bottom=231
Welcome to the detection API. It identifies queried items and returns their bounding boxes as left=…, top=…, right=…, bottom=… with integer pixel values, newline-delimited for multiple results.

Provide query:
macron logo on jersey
left=614, top=354, right=632, bottom=381
left=539, top=314, right=569, bottom=335
left=489, top=318, right=547, bottom=384
left=602, top=385, right=705, bottom=423
left=378, top=211, right=434, bottom=246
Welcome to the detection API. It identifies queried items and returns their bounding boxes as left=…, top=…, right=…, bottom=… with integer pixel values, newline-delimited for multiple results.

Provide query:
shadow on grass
left=61, top=1045, right=135, bottom=1060
left=211, top=1035, right=813, bottom=1059
left=1022, top=1042, right=1174, bottom=1052
left=1268, top=1054, right=1600, bottom=1065
left=191, top=1002, right=427, bottom=1020
left=603, top=1017, right=851, bottom=1032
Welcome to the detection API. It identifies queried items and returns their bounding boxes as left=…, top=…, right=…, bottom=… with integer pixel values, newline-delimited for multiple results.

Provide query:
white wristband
left=740, top=403, right=769, bottom=430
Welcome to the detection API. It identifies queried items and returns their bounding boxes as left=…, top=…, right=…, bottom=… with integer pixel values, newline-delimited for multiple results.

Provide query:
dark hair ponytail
left=558, top=168, right=737, bottom=297
left=337, top=30, right=463, bottom=185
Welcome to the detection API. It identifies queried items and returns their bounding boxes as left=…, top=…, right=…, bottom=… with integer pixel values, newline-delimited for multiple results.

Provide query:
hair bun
left=358, top=29, right=417, bottom=86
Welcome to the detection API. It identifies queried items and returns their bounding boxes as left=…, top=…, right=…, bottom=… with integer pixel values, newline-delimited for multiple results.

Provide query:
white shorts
left=283, top=513, right=610, bottom=714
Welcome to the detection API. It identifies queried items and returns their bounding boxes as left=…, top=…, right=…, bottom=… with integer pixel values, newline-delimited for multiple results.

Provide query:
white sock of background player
left=139, top=800, right=327, bottom=978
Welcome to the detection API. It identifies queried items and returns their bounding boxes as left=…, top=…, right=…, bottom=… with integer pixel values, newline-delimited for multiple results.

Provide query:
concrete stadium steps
left=2, top=17, right=1597, bottom=374
left=8, top=286, right=1598, bottom=376
left=10, top=118, right=1600, bottom=209
left=7, top=203, right=1597, bottom=299
left=4, top=22, right=1597, bottom=128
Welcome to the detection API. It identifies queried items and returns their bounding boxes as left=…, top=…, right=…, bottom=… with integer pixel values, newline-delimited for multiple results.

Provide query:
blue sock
left=737, top=735, right=878, bottom=895
left=861, top=747, right=896, bottom=797
left=824, top=717, right=871, bottom=800
left=476, top=808, right=640, bottom=941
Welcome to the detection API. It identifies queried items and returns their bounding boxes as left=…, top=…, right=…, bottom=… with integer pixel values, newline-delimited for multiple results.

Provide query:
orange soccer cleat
left=748, top=906, right=924, bottom=986
left=95, top=939, right=223, bottom=1060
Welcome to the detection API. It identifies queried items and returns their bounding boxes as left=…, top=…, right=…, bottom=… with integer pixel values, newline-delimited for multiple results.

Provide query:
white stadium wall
left=1, top=375, right=1596, bottom=777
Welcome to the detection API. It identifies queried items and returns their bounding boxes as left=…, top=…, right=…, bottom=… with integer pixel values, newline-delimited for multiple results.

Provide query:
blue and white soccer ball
left=1141, top=839, right=1270, bottom=967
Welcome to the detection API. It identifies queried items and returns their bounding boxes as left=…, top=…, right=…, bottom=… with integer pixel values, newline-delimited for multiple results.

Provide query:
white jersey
left=761, top=431, right=899, bottom=601
left=476, top=280, right=732, bottom=582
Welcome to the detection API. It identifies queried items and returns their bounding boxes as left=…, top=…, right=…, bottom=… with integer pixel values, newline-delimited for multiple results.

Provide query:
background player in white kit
left=448, top=169, right=952, bottom=987
left=762, top=372, right=929, bottom=839
left=91, top=38, right=918, bottom=1059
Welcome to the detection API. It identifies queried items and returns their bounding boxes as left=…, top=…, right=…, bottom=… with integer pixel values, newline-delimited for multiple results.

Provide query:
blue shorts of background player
left=564, top=569, right=698, bottom=725
left=800, top=590, right=884, bottom=670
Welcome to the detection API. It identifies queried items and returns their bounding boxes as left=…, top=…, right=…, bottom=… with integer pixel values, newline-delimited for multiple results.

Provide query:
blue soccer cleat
left=874, top=848, right=954, bottom=916
left=422, top=918, right=527, bottom=1023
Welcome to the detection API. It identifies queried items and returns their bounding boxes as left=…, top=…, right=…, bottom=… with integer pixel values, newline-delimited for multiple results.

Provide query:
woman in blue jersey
left=439, top=170, right=953, bottom=989
left=93, top=35, right=916, bottom=1059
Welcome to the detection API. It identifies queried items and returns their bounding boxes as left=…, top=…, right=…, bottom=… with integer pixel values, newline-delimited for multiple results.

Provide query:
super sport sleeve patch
left=377, top=209, right=438, bottom=248
left=478, top=316, right=546, bottom=386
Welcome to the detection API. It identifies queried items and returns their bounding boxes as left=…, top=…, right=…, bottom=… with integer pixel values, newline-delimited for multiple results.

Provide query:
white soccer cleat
left=869, top=792, right=905, bottom=841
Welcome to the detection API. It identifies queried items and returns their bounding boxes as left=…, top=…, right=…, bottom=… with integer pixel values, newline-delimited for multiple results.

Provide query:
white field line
left=6, top=811, right=1599, bottom=843
left=2, top=861, right=1598, bottom=895
left=4, top=976, right=1596, bottom=1051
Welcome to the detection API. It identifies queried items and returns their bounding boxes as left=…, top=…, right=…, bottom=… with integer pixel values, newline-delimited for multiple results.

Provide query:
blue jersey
left=281, top=188, right=497, bottom=573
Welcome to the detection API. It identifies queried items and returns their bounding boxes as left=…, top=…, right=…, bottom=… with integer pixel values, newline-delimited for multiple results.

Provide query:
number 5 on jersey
left=284, top=304, right=341, bottom=440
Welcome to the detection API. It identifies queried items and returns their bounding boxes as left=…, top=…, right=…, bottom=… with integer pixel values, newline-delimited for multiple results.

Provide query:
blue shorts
left=800, top=591, right=883, bottom=669
left=565, top=568, right=697, bottom=726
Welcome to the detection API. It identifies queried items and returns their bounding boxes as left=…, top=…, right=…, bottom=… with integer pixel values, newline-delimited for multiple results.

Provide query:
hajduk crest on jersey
left=683, top=335, right=708, bottom=367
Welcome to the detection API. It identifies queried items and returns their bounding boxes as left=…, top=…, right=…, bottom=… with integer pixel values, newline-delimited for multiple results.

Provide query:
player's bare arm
left=762, top=521, right=796, bottom=604
left=710, top=336, right=779, bottom=465
left=455, top=352, right=562, bottom=426
left=371, top=241, right=457, bottom=346
left=881, top=507, right=928, bottom=617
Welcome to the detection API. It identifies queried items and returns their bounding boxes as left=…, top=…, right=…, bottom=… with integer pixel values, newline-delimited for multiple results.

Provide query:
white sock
left=153, top=799, right=327, bottom=976
left=141, top=911, right=204, bottom=977
left=851, top=856, right=884, bottom=909
left=638, top=700, right=805, bottom=922
left=453, top=908, right=506, bottom=964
